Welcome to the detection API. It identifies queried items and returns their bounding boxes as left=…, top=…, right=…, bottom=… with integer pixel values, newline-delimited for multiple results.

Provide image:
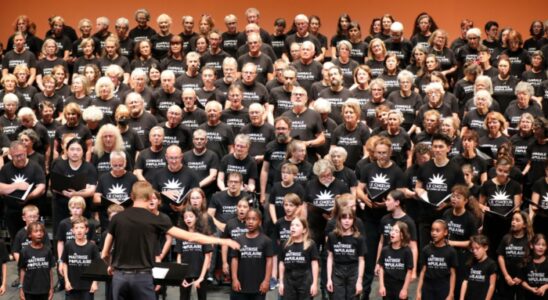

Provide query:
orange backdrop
left=1, top=0, right=547, bottom=52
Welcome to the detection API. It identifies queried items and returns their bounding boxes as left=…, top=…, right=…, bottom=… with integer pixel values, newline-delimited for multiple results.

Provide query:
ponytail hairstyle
left=285, top=216, right=313, bottom=250
left=334, top=207, right=359, bottom=237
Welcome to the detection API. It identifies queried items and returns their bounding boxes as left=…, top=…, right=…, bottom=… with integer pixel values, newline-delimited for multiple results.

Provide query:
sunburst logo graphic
left=11, top=174, right=28, bottom=183
left=491, top=190, right=510, bottom=201
left=429, top=174, right=446, bottom=185
left=371, top=173, right=389, bottom=184
left=316, top=190, right=335, bottom=201
left=108, top=184, right=126, bottom=195
left=541, top=194, right=548, bottom=209
left=164, top=178, right=181, bottom=190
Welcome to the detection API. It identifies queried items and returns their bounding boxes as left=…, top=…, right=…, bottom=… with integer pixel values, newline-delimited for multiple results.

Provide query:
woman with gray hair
left=82, top=105, right=103, bottom=140
left=329, top=146, right=357, bottom=197
left=18, top=128, right=44, bottom=170
left=464, top=75, right=499, bottom=113
left=333, top=40, right=359, bottom=88
left=510, top=113, right=536, bottom=171
left=380, top=109, right=413, bottom=169
left=461, top=89, right=492, bottom=137
left=504, top=81, right=543, bottom=133
left=90, top=76, right=121, bottom=124
left=387, top=69, right=422, bottom=131
left=305, top=158, right=350, bottom=244
left=414, top=81, right=452, bottom=131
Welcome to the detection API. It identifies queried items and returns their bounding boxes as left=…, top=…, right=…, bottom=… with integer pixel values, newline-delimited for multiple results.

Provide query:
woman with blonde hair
left=90, top=76, right=121, bottom=124
left=91, top=124, right=128, bottom=176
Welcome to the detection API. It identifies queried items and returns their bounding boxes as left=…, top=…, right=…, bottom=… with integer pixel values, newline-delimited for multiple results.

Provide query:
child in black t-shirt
left=460, top=234, right=497, bottom=300
left=176, top=206, right=213, bottom=300
left=221, top=198, right=250, bottom=282
left=11, top=205, right=51, bottom=288
left=0, top=239, right=8, bottom=295
left=272, top=192, right=302, bottom=289
left=416, top=219, right=458, bottom=300
left=231, top=209, right=273, bottom=299
left=61, top=216, right=99, bottom=300
left=521, top=234, right=548, bottom=299
left=278, top=216, right=319, bottom=300
left=18, top=222, right=55, bottom=300
left=378, top=221, right=414, bottom=300
left=496, top=211, right=532, bottom=300
left=326, top=207, right=366, bottom=299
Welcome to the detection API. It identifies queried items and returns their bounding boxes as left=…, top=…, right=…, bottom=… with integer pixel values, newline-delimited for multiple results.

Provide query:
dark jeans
left=283, top=269, right=312, bottom=300
left=66, top=289, right=95, bottom=300
left=363, top=219, right=380, bottom=299
left=230, top=292, right=266, bottom=300
left=331, top=263, right=359, bottom=300
left=112, top=270, right=155, bottom=300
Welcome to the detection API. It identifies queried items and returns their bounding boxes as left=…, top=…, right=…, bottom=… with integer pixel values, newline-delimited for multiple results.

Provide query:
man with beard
left=269, top=66, right=298, bottom=117
left=259, top=116, right=293, bottom=204
left=292, top=41, right=323, bottom=95
left=94, top=150, right=137, bottom=228
left=181, top=88, right=207, bottom=130
left=183, top=129, right=219, bottom=197
left=198, top=100, right=235, bottom=159
left=134, top=126, right=167, bottom=182
left=151, top=145, right=199, bottom=223
left=282, top=86, right=325, bottom=161
left=161, top=104, right=192, bottom=151
left=125, top=92, right=158, bottom=147
left=237, top=33, right=274, bottom=85
left=319, top=66, right=352, bottom=124
left=150, top=70, right=182, bottom=121
left=175, top=52, right=202, bottom=91
left=0, top=141, right=46, bottom=240
left=200, top=30, right=230, bottom=79
left=214, top=57, right=239, bottom=104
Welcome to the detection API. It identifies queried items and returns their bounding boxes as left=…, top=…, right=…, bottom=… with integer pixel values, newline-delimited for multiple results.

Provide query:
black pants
left=383, top=278, right=405, bottom=300
left=283, top=269, right=312, bottom=300
left=331, top=263, right=359, bottom=300
left=66, top=289, right=95, bottom=300
left=179, top=277, right=206, bottom=300
left=230, top=292, right=266, bottom=300
left=24, top=294, right=48, bottom=300
left=421, top=278, right=450, bottom=300
left=112, top=270, right=156, bottom=300
left=495, top=274, right=525, bottom=300
left=5, top=208, right=24, bottom=242
left=363, top=219, right=380, bottom=299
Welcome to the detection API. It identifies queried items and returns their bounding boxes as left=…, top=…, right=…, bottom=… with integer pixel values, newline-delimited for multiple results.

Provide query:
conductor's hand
left=223, top=239, right=240, bottom=250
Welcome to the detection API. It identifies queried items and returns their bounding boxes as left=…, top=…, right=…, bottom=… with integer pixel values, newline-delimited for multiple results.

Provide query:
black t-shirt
left=379, top=214, right=418, bottom=247
left=61, top=240, right=99, bottom=291
left=273, top=218, right=292, bottom=250
left=363, top=100, right=395, bottom=129
left=478, top=134, right=510, bottom=160
left=183, top=149, right=220, bottom=184
left=91, top=151, right=132, bottom=178
left=31, top=92, right=63, bottom=116
left=365, top=59, right=385, bottom=78
left=198, top=122, right=235, bottom=159
left=510, top=134, right=536, bottom=171
left=109, top=207, right=173, bottom=269
left=90, top=97, right=121, bottom=124
left=99, top=56, right=130, bottom=74
left=221, top=108, right=250, bottom=135
left=36, top=58, right=67, bottom=77
left=174, top=235, right=213, bottom=278
left=269, top=86, right=293, bottom=117
left=237, top=54, right=273, bottom=85
left=523, top=259, right=548, bottom=290
left=219, top=154, right=258, bottom=184
left=56, top=217, right=97, bottom=243
left=378, top=246, right=414, bottom=284
left=279, top=241, right=319, bottom=272
left=175, top=73, right=202, bottom=92
left=73, top=56, right=100, bottom=76
left=442, top=210, right=478, bottom=242
left=127, top=112, right=158, bottom=147
left=121, top=127, right=145, bottom=161
left=358, top=162, right=404, bottom=220
left=505, top=102, right=543, bottom=132
left=222, top=217, right=248, bottom=240
left=331, top=123, right=371, bottom=169
left=135, top=148, right=167, bottom=181
left=96, top=171, right=138, bottom=207
left=263, top=140, right=288, bottom=185
left=497, top=234, right=529, bottom=277
left=526, top=142, right=548, bottom=186
left=231, top=233, right=274, bottom=294
left=12, top=226, right=51, bottom=253
left=420, top=244, right=458, bottom=280
left=417, top=160, right=465, bottom=207
left=282, top=109, right=324, bottom=143
left=239, top=81, right=269, bottom=108
left=386, top=91, right=422, bottom=130
left=502, top=48, right=531, bottom=78
left=334, top=167, right=358, bottom=189
left=2, top=49, right=36, bottom=74
left=150, top=89, right=183, bottom=120
left=151, top=167, right=199, bottom=208
left=318, top=87, right=352, bottom=124
left=162, top=123, right=192, bottom=151
left=292, top=60, right=323, bottom=95
left=181, top=108, right=207, bottom=130
left=269, top=182, right=306, bottom=220
left=221, top=32, right=240, bottom=58
left=463, top=257, right=497, bottom=300
left=491, top=76, right=519, bottom=112
left=480, top=179, right=521, bottom=215
left=333, top=59, right=360, bottom=88
left=532, top=178, right=548, bottom=212
left=271, top=34, right=287, bottom=59
left=19, top=245, right=55, bottom=295
left=54, top=123, right=92, bottom=153
left=239, top=123, right=275, bottom=158
left=379, top=129, right=413, bottom=170
left=0, top=115, right=20, bottom=140
left=208, top=191, right=247, bottom=224
left=327, top=232, right=367, bottom=264
left=0, top=160, right=46, bottom=209
left=160, top=57, right=186, bottom=78
left=150, top=33, right=172, bottom=60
